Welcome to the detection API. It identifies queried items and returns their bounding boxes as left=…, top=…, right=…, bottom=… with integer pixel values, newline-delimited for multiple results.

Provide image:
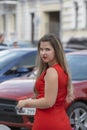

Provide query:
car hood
left=72, top=80, right=87, bottom=84
left=0, top=79, right=35, bottom=101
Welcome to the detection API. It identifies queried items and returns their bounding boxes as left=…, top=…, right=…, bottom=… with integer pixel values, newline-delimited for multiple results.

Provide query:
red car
left=0, top=50, right=87, bottom=130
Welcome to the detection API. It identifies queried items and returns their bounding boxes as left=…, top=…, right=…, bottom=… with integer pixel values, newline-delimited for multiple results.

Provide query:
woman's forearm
left=20, top=97, right=54, bottom=109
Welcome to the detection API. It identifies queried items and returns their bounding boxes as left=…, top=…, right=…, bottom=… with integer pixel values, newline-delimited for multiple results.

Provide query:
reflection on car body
left=0, top=46, right=10, bottom=51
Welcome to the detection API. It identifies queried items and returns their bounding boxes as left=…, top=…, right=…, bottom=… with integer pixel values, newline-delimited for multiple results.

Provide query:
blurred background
left=0, top=0, right=87, bottom=48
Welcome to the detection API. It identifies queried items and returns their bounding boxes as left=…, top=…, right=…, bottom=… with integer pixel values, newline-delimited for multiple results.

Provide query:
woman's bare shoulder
left=45, top=67, right=58, bottom=79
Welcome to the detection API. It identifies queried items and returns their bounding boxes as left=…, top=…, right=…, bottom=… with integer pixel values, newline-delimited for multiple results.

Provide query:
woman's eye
left=40, top=48, right=50, bottom=51
left=46, top=48, right=50, bottom=51
left=40, top=48, right=43, bottom=51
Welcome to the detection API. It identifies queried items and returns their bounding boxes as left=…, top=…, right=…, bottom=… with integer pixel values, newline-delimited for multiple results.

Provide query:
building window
left=85, top=1, right=87, bottom=28
left=0, top=15, right=5, bottom=32
left=10, top=14, right=16, bottom=32
left=74, top=2, right=78, bottom=29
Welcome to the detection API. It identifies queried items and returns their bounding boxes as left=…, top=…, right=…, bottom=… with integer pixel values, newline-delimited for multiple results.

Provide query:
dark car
left=66, top=38, right=87, bottom=50
left=0, top=50, right=87, bottom=130
left=0, top=48, right=37, bottom=83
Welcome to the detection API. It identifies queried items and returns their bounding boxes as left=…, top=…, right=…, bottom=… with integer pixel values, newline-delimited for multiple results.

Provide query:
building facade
left=61, top=0, right=87, bottom=43
left=0, top=0, right=87, bottom=44
left=0, top=0, right=61, bottom=44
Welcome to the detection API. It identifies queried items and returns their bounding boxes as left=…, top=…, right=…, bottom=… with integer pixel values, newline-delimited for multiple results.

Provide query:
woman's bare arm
left=17, top=67, right=58, bottom=109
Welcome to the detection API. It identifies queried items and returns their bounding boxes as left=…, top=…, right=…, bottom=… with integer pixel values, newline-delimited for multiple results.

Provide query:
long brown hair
left=36, top=34, right=74, bottom=101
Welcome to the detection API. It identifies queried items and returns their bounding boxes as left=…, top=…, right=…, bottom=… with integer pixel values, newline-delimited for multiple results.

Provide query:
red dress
left=32, top=64, right=72, bottom=130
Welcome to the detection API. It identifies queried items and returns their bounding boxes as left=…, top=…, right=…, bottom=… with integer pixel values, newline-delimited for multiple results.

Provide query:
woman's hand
left=17, top=99, right=29, bottom=109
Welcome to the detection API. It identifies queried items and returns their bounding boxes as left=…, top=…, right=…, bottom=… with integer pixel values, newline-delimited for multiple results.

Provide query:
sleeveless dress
left=32, top=64, right=72, bottom=130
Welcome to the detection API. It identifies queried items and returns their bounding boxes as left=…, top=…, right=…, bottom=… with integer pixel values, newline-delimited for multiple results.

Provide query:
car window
left=19, top=52, right=37, bottom=68
left=4, top=66, right=18, bottom=76
left=66, top=55, right=87, bottom=81
left=0, top=51, right=28, bottom=70
left=2, top=51, right=37, bottom=76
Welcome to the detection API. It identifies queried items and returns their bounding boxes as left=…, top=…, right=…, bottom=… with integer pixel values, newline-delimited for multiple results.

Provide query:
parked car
left=65, top=51, right=87, bottom=130
left=0, top=50, right=87, bottom=130
left=0, top=47, right=72, bottom=84
left=0, top=47, right=73, bottom=84
left=0, top=48, right=37, bottom=83
left=66, top=38, right=87, bottom=50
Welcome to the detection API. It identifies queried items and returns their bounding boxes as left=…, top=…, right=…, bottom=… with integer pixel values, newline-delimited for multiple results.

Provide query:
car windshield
left=66, top=55, right=87, bottom=81
left=0, top=51, right=28, bottom=71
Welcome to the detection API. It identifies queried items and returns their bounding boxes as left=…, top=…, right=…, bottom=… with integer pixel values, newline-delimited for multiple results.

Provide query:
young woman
left=17, top=34, right=73, bottom=130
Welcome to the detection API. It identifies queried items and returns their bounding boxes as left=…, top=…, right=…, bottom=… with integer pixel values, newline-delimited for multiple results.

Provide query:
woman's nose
left=41, top=50, right=46, bottom=54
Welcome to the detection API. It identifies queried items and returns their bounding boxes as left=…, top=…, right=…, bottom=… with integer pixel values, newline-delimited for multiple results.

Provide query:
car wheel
left=67, top=102, right=87, bottom=130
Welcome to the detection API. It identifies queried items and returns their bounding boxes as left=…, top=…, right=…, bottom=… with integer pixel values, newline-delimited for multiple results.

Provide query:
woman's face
left=39, top=41, right=57, bottom=66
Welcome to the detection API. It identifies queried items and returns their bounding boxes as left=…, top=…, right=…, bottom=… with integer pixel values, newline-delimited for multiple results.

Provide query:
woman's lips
left=42, top=56, right=48, bottom=60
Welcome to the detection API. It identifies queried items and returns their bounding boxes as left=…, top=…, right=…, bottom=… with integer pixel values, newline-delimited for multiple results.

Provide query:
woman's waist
left=34, top=106, right=66, bottom=119
left=36, top=105, right=65, bottom=113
